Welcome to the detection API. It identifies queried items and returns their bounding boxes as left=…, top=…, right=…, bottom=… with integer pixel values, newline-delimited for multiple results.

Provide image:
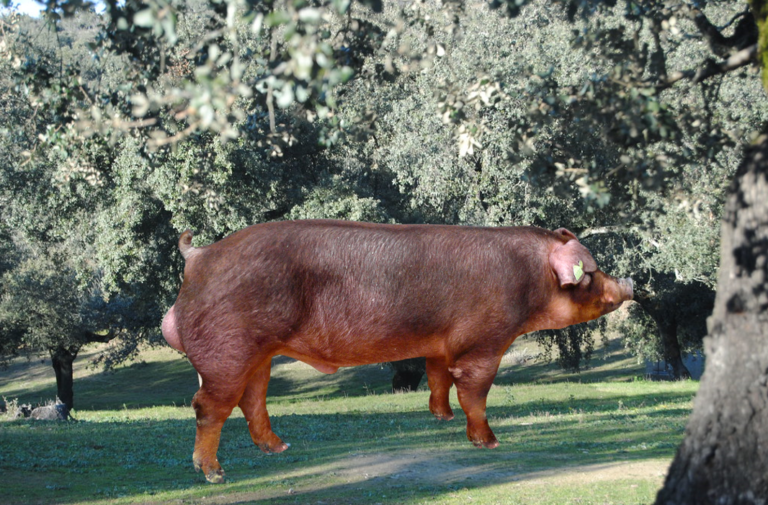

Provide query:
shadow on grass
left=0, top=386, right=693, bottom=505
left=1, top=354, right=399, bottom=411
left=267, top=356, right=396, bottom=400
left=0, top=355, right=200, bottom=410
left=2, top=335, right=652, bottom=413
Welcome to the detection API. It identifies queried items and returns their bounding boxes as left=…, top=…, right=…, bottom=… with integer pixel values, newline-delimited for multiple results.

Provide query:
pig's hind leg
left=239, top=359, right=290, bottom=454
left=449, top=353, right=502, bottom=449
left=191, top=381, right=244, bottom=483
left=426, top=357, right=455, bottom=421
left=190, top=344, right=266, bottom=483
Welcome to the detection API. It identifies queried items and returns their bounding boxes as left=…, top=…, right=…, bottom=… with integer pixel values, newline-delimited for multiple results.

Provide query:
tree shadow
left=0, top=352, right=200, bottom=409
left=266, top=356, right=395, bottom=400
left=1, top=353, right=399, bottom=410
left=3, top=345, right=673, bottom=413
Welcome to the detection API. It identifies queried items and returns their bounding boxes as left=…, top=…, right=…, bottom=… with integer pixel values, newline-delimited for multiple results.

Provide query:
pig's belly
left=279, top=330, right=446, bottom=373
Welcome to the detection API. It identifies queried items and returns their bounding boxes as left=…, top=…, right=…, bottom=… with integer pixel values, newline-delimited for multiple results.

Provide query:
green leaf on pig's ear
left=573, top=261, right=584, bottom=282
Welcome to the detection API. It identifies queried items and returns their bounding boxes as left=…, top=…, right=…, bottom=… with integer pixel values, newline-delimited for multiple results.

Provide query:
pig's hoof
left=470, top=437, right=499, bottom=449
left=259, top=441, right=290, bottom=455
left=205, top=468, right=226, bottom=484
left=430, top=404, right=454, bottom=421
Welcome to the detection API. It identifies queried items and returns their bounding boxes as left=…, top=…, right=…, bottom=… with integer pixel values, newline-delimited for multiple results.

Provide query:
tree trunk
left=50, top=345, right=79, bottom=411
left=655, top=135, right=768, bottom=504
left=635, top=296, right=692, bottom=380
left=656, top=317, right=691, bottom=380
left=390, top=358, right=426, bottom=393
left=392, top=368, right=425, bottom=393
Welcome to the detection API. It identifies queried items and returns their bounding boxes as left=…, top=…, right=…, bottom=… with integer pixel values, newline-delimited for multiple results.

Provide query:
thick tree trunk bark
left=655, top=136, right=768, bottom=504
left=50, top=345, right=79, bottom=411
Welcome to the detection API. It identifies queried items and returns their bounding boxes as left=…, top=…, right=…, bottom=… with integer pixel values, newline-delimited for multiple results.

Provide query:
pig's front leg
left=426, top=357, right=455, bottom=421
left=449, top=354, right=502, bottom=449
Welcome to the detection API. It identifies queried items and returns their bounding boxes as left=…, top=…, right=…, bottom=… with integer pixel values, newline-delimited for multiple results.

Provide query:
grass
left=0, top=335, right=698, bottom=504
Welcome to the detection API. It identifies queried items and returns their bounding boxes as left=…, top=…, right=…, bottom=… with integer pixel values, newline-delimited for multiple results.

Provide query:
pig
left=161, top=219, right=633, bottom=483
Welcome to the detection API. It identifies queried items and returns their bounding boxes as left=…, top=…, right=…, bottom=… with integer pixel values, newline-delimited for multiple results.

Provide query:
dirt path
left=164, top=450, right=670, bottom=504
left=332, top=450, right=669, bottom=485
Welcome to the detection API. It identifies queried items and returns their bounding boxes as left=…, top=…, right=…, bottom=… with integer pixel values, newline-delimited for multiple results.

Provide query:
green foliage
left=0, top=255, right=87, bottom=352
left=534, top=319, right=605, bottom=372
left=611, top=302, right=662, bottom=362
left=287, top=182, right=391, bottom=222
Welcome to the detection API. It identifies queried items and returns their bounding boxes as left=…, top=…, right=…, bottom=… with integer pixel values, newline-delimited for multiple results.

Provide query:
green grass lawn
left=0, top=335, right=698, bottom=504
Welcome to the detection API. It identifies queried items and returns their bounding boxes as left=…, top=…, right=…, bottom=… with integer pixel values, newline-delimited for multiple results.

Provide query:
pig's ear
left=550, top=240, right=599, bottom=287
left=553, top=228, right=579, bottom=242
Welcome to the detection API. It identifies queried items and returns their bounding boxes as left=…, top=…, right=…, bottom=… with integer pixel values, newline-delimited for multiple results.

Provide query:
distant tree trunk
left=390, top=358, right=426, bottom=393
left=655, top=135, right=768, bottom=503
left=635, top=296, right=691, bottom=380
left=50, top=345, right=79, bottom=411
left=656, top=317, right=690, bottom=380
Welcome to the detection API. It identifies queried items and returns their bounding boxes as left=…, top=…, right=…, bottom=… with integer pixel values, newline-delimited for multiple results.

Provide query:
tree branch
left=147, top=120, right=201, bottom=149
left=690, top=7, right=733, bottom=58
left=85, top=330, right=115, bottom=344
left=656, top=43, right=757, bottom=91
left=689, top=7, right=756, bottom=58
left=267, top=27, right=278, bottom=134
left=577, top=226, right=624, bottom=239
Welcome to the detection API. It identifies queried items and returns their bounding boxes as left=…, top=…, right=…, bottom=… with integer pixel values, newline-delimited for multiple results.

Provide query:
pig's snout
left=618, top=277, right=634, bottom=301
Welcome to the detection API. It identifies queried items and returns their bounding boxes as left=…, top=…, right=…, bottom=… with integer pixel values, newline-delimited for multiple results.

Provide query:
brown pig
left=161, top=220, right=633, bottom=483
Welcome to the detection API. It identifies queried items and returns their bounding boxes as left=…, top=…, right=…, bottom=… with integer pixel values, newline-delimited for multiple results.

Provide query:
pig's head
left=544, top=228, right=633, bottom=329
